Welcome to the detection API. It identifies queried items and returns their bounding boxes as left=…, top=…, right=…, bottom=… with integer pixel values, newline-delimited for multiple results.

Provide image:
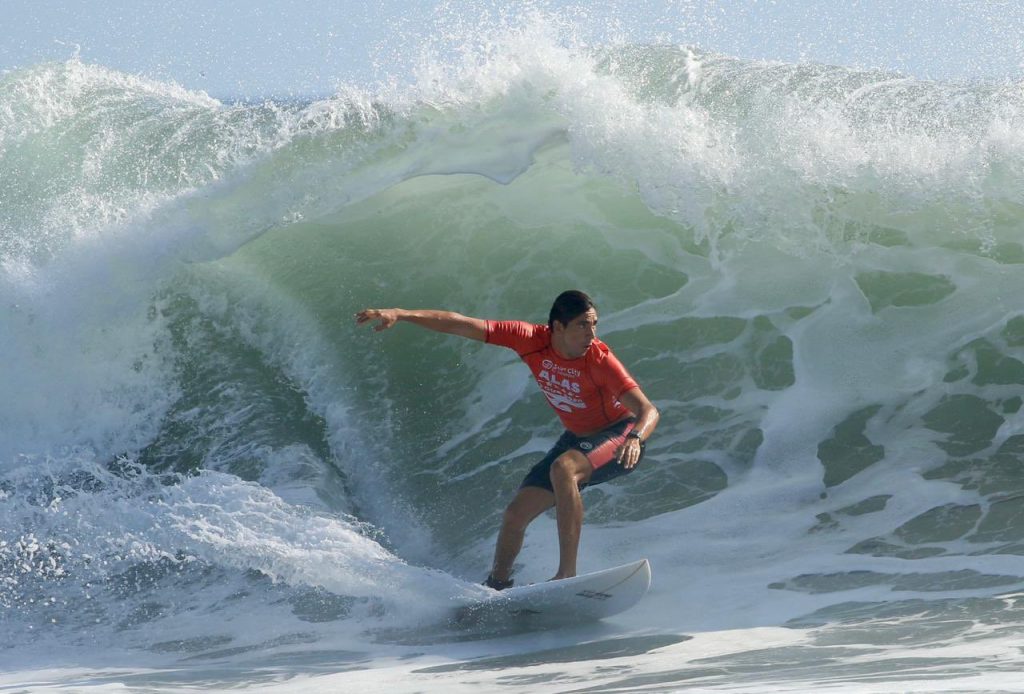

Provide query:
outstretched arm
left=355, top=308, right=487, bottom=341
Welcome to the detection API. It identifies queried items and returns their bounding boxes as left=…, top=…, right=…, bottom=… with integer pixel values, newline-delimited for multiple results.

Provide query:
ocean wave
left=3, top=21, right=1024, bottom=678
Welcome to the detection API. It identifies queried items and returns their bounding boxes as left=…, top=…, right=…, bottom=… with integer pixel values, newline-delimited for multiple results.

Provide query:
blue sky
left=2, top=1, right=1022, bottom=99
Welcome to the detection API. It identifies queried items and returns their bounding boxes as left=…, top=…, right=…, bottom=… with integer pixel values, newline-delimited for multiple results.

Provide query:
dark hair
left=548, top=290, right=596, bottom=330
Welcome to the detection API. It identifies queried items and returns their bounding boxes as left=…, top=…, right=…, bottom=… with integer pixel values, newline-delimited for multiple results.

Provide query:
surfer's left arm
left=617, top=387, right=659, bottom=469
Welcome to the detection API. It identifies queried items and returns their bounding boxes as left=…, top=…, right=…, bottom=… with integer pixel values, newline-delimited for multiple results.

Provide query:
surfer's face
left=555, top=308, right=598, bottom=358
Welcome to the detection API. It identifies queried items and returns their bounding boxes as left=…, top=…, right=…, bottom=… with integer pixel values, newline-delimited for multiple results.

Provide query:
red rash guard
left=486, top=320, right=639, bottom=435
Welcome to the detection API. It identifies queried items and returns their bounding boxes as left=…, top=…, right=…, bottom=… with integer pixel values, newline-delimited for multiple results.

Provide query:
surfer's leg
left=548, top=450, right=593, bottom=580
left=490, top=486, right=555, bottom=583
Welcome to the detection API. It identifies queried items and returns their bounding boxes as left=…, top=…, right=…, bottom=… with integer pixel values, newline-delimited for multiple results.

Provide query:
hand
left=616, top=437, right=644, bottom=469
left=355, top=308, right=400, bottom=332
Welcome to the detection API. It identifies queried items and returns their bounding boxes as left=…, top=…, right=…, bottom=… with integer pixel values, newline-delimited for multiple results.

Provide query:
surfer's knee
left=549, top=452, right=590, bottom=489
left=503, top=486, right=555, bottom=529
left=502, top=491, right=548, bottom=530
left=501, top=504, right=524, bottom=531
left=502, top=500, right=538, bottom=531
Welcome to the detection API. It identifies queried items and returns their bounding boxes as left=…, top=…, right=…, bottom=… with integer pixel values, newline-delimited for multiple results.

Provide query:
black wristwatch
left=627, top=431, right=645, bottom=449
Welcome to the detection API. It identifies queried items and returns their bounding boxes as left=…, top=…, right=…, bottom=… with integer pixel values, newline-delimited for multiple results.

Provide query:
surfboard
left=454, top=558, right=651, bottom=629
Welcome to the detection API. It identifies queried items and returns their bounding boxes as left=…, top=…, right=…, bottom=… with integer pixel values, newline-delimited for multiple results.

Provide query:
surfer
left=356, top=290, right=659, bottom=589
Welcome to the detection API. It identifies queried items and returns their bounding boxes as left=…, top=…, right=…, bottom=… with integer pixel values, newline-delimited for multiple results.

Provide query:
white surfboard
left=454, top=559, right=651, bottom=628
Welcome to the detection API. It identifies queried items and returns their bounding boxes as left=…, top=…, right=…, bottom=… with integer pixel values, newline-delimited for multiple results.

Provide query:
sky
left=2, top=1, right=1022, bottom=100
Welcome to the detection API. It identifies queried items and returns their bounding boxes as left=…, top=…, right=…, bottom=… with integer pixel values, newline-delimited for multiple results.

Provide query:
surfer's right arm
left=355, top=308, right=487, bottom=341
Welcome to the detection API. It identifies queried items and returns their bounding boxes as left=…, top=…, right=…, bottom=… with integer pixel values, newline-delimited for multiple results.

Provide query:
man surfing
left=355, top=290, right=659, bottom=590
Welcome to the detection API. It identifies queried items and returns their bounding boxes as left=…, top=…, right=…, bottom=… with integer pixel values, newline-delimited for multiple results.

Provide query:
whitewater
left=4, top=16, right=1024, bottom=693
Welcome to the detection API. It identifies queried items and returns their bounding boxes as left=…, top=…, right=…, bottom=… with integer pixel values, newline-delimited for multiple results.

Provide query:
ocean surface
left=4, top=17, right=1024, bottom=693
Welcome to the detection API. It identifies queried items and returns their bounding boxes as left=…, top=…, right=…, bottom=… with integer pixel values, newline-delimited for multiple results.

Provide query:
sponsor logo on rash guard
left=541, top=359, right=581, bottom=379
left=536, top=364, right=585, bottom=413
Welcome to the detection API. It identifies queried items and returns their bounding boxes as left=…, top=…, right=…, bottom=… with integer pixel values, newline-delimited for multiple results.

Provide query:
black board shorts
left=520, top=418, right=642, bottom=493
